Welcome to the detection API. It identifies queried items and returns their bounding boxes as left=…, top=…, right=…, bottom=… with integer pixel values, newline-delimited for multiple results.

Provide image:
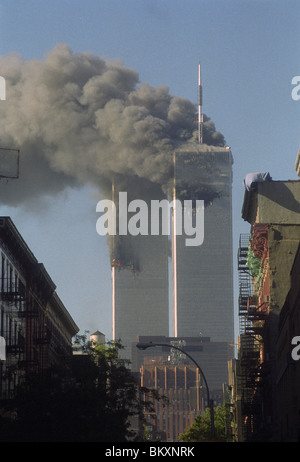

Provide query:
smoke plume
left=0, top=43, right=225, bottom=207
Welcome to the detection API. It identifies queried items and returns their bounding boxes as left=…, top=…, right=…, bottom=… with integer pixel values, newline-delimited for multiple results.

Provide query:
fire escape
left=237, top=234, right=266, bottom=441
left=1, top=277, right=54, bottom=388
left=0, top=278, right=27, bottom=399
left=0, top=278, right=27, bottom=346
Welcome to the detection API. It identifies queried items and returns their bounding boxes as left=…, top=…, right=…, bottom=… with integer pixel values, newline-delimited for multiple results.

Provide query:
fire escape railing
left=237, top=234, right=264, bottom=441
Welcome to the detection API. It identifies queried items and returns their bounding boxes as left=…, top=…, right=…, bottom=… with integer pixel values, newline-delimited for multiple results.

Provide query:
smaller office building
left=134, top=335, right=232, bottom=441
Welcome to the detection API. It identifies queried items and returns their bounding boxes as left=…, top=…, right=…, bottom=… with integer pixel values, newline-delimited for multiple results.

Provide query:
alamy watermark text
left=291, top=76, right=300, bottom=101
left=96, top=192, right=204, bottom=246
left=0, top=76, right=6, bottom=100
left=0, top=336, right=5, bottom=361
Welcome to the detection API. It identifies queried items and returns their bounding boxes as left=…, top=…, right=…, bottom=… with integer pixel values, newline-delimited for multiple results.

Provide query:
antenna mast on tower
left=198, top=63, right=203, bottom=144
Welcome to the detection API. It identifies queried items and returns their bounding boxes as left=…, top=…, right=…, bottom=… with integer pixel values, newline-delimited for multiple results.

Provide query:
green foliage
left=179, top=404, right=228, bottom=442
left=0, top=336, right=156, bottom=442
left=246, top=246, right=262, bottom=281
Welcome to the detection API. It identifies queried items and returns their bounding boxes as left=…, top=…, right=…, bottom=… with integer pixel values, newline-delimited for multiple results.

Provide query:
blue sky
left=0, top=0, right=299, bottom=341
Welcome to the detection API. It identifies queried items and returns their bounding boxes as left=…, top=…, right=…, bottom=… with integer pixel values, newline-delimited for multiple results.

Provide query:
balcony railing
left=0, top=279, right=26, bottom=302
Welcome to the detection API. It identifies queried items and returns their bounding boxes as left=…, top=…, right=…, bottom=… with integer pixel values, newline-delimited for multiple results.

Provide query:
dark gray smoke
left=0, top=44, right=227, bottom=267
left=0, top=44, right=225, bottom=207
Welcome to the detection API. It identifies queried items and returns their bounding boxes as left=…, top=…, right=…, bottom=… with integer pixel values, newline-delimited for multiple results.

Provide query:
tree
left=179, top=404, right=229, bottom=442
left=0, top=337, right=160, bottom=442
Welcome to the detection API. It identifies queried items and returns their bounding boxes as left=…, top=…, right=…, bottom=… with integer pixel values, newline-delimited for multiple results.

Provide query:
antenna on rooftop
left=198, top=63, right=203, bottom=144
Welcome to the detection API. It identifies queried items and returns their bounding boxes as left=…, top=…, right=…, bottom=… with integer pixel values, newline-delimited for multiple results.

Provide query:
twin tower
left=110, top=141, right=234, bottom=364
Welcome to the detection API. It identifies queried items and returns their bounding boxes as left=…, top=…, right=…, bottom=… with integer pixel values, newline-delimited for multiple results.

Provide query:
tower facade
left=111, top=180, right=170, bottom=361
left=172, top=143, right=234, bottom=343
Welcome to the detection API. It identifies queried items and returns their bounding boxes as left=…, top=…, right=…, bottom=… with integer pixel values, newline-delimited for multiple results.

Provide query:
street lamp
left=136, top=341, right=215, bottom=438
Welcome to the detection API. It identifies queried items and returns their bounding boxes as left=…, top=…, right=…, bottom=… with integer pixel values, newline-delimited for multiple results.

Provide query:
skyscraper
left=171, top=143, right=234, bottom=342
left=111, top=65, right=234, bottom=362
left=110, top=180, right=170, bottom=360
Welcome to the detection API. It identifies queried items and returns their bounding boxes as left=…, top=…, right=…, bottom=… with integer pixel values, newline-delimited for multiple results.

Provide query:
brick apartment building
left=0, top=216, right=79, bottom=400
left=231, top=174, right=300, bottom=441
